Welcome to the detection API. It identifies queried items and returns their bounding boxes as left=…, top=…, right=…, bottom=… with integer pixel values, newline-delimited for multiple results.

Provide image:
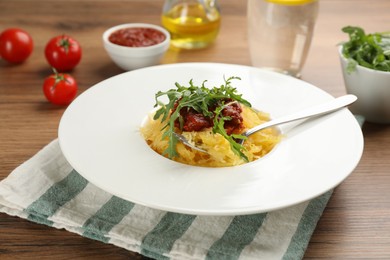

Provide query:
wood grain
left=1, top=0, right=390, bottom=259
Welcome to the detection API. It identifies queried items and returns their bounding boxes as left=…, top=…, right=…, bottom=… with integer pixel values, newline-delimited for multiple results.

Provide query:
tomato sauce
left=109, top=27, right=166, bottom=47
left=173, top=98, right=244, bottom=135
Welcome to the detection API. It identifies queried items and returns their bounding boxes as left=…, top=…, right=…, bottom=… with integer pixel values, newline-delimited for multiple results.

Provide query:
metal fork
left=173, top=94, right=357, bottom=153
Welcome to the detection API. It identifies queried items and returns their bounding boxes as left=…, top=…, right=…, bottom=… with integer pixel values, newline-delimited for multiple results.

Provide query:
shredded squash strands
left=141, top=106, right=281, bottom=167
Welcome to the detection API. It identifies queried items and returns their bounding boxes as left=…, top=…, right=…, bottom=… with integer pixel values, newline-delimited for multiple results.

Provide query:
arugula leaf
left=341, top=26, right=390, bottom=72
left=153, top=76, right=251, bottom=161
left=212, top=103, right=249, bottom=161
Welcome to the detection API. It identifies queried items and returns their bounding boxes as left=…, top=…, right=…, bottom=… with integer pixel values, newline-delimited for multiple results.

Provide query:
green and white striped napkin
left=1, top=113, right=365, bottom=259
left=1, top=110, right=365, bottom=260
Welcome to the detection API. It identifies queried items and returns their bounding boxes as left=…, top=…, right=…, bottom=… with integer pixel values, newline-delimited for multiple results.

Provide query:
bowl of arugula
left=339, top=26, right=390, bottom=124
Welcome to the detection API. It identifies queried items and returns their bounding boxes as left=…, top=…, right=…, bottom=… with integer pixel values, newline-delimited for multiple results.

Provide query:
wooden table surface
left=1, top=0, right=389, bottom=259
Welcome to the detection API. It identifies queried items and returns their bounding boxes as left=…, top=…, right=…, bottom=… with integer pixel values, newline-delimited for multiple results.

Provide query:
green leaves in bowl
left=341, top=26, right=390, bottom=72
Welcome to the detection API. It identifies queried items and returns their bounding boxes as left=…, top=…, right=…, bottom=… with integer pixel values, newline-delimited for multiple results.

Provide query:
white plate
left=58, top=63, right=364, bottom=216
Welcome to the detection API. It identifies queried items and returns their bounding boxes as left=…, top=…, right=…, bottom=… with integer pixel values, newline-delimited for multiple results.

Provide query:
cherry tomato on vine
left=0, top=28, right=34, bottom=63
left=43, top=71, right=78, bottom=105
left=45, top=35, right=82, bottom=71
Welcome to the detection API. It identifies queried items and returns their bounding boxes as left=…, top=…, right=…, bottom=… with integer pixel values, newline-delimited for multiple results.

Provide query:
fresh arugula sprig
left=212, top=103, right=249, bottom=161
left=341, top=26, right=390, bottom=72
left=153, top=76, right=251, bottom=161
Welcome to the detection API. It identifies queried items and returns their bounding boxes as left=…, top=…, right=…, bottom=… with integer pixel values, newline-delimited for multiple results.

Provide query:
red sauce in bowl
left=108, top=27, right=166, bottom=47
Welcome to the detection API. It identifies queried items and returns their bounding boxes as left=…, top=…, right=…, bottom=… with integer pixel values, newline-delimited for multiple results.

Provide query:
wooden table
left=1, top=0, right=389, bottom=259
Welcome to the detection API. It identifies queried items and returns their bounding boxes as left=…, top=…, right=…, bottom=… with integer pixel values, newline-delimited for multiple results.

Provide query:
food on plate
left=0, top=28, right=33, bottom=63
left=141, top=77, right=281, bottom=167
left=341, top=26, right=390, bottom=72
left=108, top=27, right=166, bottom=47
left=45, top=35, right=82, bottom=71
left=43, top=70, right=78, bottom=106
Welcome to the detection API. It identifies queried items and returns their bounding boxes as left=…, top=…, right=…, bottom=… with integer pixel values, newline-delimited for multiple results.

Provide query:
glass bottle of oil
left=162, top=0, right=221, bottom=49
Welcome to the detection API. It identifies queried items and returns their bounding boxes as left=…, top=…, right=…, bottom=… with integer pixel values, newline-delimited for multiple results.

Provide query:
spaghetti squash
left=140, top=77, right=281, bottom=167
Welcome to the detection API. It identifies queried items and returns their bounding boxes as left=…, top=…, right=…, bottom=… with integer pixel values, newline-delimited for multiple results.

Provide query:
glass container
left=247, top=0, right=319, bottom=77
left=162, top=0, right=221, bottom=49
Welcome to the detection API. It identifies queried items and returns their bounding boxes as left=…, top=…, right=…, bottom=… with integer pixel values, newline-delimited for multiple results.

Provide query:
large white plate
left=58, top=63, right=364, bottom=216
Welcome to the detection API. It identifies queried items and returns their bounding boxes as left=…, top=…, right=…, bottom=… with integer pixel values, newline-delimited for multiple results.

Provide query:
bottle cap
left=266, top=0, right=317, bottom=5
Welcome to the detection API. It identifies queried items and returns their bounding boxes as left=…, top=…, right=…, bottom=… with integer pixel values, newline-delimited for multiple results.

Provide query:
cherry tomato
left=43, top=71, right=78, bottom=105
left=0, top=28, right=33, bottom=63
left=45, top=35, right=82, bottom=71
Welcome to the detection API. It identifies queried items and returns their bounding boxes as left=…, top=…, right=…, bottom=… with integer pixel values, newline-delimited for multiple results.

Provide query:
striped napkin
left=0, top=140, right=328, bottom=259
left=1, top=114, right=364, bottom=260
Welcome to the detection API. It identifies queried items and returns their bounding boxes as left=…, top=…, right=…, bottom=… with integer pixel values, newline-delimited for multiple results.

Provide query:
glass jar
left=247, top=0, right=319, bottom=77
left=162, top=0, right=221, bottom=49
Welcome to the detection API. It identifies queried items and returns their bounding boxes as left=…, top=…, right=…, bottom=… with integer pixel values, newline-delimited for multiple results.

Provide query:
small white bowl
left=339, top=46, right=390, bottom=124
left=102, top=23, right=170, bottom=71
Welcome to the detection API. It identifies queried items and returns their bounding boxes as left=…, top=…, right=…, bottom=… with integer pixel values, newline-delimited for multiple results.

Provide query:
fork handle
left=242, top=94, right=357, bottom=139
